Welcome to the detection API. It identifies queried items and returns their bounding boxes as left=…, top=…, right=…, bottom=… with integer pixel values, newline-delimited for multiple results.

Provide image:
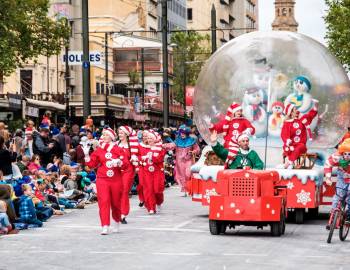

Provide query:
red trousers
left=96, top=178, right=122, bottom=226
left=143, top=170, right=165, bottom=212
left=121, top=169, right=135, bottom=217
left=284, top=143, right=307, bottom=162
left=137, top=168, right=145, bottom=203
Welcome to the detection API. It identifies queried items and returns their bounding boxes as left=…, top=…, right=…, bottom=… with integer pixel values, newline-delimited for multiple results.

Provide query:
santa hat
left=119, top=125, right=133, bottom=136
left=102, top=127, right=116, bottom=141
left=271, top=101, right=284, bottom=111
left=237, top=133, right=249, bottom=143
left=283, top=103, right=295, bottom=117
left=25, top=127, right=33, bottom=136
left=147, top=129, right=158, bottom=141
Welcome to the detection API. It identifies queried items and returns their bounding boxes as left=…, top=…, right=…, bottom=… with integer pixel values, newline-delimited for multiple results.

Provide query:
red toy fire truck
left=208, top=169, right=287, bottom=236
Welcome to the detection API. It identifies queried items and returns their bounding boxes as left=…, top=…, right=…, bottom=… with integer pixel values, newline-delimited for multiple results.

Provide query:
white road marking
left=152, top=252, right=201, bottom=256
left=90, top=251, right=136, bottom=255
left=28, top=250, right=72, bottom=254
left=223, top=253, right=268, bottom=257
left=173, top=219, right=195, bottom=229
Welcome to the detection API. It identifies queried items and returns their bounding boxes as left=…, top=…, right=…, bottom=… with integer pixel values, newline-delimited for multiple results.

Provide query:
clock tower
left=272, top=0, right=298, bottom=32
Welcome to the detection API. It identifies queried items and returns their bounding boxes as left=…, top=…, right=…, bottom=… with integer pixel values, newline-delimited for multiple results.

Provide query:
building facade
left=186, top=0, right=259, bottom=47
left=271, top=0, right=298, bottom=32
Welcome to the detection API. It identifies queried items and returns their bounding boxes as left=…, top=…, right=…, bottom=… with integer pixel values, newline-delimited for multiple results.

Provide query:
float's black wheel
left=308, top=207, right=319, bottom=219
left=295, top=209, right=305, bottom=224
left=209, top=220, right=220, bottom=235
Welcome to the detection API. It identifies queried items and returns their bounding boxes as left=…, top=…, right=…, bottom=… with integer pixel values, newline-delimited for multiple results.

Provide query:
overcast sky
left=259, top=0, right=328, bottom=44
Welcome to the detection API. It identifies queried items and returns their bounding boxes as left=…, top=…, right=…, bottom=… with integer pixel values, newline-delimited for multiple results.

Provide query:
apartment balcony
left=114, top=61, right=162, bottom=74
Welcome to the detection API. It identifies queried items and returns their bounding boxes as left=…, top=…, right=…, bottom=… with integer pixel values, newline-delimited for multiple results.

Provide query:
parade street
left=0, top=187, right=349, bottom=270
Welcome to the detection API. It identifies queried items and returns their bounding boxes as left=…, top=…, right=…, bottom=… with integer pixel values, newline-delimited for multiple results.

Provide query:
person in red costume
left=116, top=125, right=139, bottom=224
left=138, top=130, right=165, bottom=214
left=209, top=102, right=255, bottom=167
left=83, top=127, right=125, bottom=235
left=281, top=103, right=318, bottom=169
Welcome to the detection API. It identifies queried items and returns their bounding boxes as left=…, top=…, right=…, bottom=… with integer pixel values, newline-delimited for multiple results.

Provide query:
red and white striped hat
left=119, top=125, right=133, bottom=136
left=283, top=103, right=295, bottom=117
left=25, top=127, right=33, bottom=136
left=103, top=127, right=116, bottom=141
left=222, top=102, right=242, bottom=136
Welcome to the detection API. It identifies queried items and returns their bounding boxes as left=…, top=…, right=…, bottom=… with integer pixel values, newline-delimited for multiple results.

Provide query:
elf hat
left=339, top=139, right=350, bottom=154
left=119, top=125, right=133, bottom=136
left=283, top=103, right=296, bottom=117
left=227, top=102, right=242, bottom=115
left=102, top=127, right=116, bottom=141
left=272, top=101, right=284, bottom=110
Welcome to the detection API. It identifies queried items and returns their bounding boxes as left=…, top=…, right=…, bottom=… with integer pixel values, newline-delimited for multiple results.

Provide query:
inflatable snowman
left=268, top=101, right=284, bottom=137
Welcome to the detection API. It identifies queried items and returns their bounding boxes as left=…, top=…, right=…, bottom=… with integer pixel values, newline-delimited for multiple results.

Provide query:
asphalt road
left=1, top=186, right=349, bottom=270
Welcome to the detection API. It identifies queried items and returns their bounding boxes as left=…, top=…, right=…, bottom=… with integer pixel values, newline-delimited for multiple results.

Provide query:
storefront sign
left=7, top=94, right=22, bottom=109
left=62, top=51, right=102, bottom=66
left=25, top=106, right=39, bottom=117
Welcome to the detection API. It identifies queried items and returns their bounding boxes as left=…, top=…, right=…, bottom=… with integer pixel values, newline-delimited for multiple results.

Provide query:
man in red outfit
left=281, top=103, right=318, bottom=169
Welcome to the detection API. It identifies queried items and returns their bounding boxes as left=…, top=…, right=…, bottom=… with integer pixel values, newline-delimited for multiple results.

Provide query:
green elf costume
left=211, top=134, right=264, bottom=170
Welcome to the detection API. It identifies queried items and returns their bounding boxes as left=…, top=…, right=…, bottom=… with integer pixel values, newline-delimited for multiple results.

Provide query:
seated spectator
left=18, top=185, right=43, bottom=227
left=0, top=200, right=19, bottom=234
left=34, top=179, right=63, bottom=215
left=210, top=130, right=264, bottom=170
left=17, top=155, right=30, bottom=173
left=28, top=155, right=42, bottom=174
left=0, top=179, right=17, bottom=224
left=60, top=165, right=85, bottom=208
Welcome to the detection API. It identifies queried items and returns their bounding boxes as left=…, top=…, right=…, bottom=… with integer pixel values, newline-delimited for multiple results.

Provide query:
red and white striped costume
left=281, top=104, right=317, bottom=163
left=117, top=126, right=139, bottom=219
left=209, top=103, right=255, bottom=168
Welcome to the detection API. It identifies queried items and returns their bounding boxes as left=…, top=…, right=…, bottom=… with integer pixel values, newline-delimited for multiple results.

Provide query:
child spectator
left=18, top=184, right=43, bottom=227
left=17, top=155, right=30, bottom=173
left=0, top=200, right=19, bottom=234
left=28, top=155, right=42, bottom=174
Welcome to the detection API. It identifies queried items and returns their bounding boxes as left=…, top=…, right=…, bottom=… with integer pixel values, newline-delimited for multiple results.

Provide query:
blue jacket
left=19, top=195, right=37, bottom=220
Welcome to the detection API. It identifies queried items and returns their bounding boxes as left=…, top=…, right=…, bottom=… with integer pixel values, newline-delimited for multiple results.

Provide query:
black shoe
left=138, top=202, right=144, bottom=207
left=121, top=218, right=127, bottom=224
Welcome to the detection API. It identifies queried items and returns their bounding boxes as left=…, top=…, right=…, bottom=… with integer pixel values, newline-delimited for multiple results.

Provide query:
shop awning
left=25, top=98, right=66, bottom=111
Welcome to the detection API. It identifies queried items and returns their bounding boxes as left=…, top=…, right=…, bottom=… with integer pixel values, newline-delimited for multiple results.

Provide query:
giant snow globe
left=194, top=31, right=350, bottom=168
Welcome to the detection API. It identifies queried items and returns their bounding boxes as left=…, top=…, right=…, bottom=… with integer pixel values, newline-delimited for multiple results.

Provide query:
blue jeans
left=0, top=213, right=10, bottom=228
left=332, top=176, right=350, bottom=218
left=19, top=217, right=43, bottom=227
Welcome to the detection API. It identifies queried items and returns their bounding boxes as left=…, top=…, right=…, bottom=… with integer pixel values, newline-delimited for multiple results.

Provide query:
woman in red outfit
left=139, top=130, right=165, bottom=214
left=136, top=131, right=149, bottom=207
left=83, top=127, right=125, bottom=235
left=281, top=103, right=317, bottom=169
left=117, top=126, right=139, bottom=224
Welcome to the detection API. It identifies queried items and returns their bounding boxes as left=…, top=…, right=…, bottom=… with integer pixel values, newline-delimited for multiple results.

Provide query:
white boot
left=112, top=221, right=120, bottom=233
left=149, top=210, right=155, bottom=215
left=101, top=225, right=109, bottom=235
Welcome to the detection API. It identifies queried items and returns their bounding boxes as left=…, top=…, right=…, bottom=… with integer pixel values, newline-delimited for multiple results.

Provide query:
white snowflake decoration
left=296, top=189, right=311, bottom=205
left=286, top=181, right=294, bottom=190
left=204, top=188, right=217, bottom=204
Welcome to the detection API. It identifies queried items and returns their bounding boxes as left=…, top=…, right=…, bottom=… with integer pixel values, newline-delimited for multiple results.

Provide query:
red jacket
left=210, top=117, right=255, bottom=148
left=281, top=109, right=317, bottom=150
left=85, top=143, right=125, bottom=180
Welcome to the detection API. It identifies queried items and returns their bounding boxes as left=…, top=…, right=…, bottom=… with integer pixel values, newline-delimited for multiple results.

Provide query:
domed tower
left=272, top=0, right=298, bottom=32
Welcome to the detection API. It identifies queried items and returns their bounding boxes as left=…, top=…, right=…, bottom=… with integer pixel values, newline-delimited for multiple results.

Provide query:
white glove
left=82, top=145, right=90, bottom=156
left=243, top=128, right=252, bottom=136
left=130, top=155, right=139, bottom=166
left=286, top=139, right=292, bottom=146
left=112, top=158, right=123, bottom=168
left=289, top=146, right=294, bottom=151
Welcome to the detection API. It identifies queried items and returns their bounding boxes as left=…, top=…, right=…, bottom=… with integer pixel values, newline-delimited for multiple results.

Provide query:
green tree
left=0, top=0, right=70, bottom=90
left=170, top=31, right=211, bottom=104
left=324, top=0, right=350, bottom=72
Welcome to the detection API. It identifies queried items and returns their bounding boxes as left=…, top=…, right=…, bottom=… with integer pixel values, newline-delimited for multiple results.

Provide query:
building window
left=101, top=83, right=105, bottom=95
left=187, top=8, right=193, bottom=21
left=20, top=69, right=33, bottom=96
left=96, top=82, right=100, bottom=94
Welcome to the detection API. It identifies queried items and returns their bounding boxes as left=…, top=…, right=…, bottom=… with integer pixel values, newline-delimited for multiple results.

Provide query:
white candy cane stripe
left=84, top=156, right=91, bottom=162
left=129, top=142, right=139, bottom=146
left=131, top=149, right=139, bottom=153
